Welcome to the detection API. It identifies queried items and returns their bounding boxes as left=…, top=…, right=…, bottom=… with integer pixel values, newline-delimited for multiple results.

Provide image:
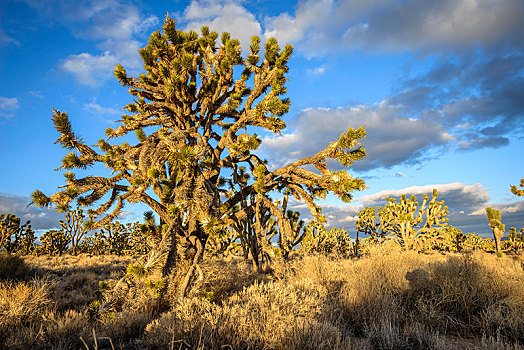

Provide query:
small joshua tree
left=510, top=179, right=524, bottom=196
left=59, top=207, right=92, bottom=255
left=507, top=227, right=524, bottom=253
left=486, top=207, right=505, bottom=255
left=381, top=189, right=449, bottom=251
left=40, top=229, right=70, bottom=256
left=31, top=17, right=366, bottom=299
left=442, top=225, right=467, bottom=252
left=0, top=213, right=33, bottom=254
left=355, top=206, right=392, bottom=245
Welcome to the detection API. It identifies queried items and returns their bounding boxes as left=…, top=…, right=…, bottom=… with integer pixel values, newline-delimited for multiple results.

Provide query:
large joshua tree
left=31, top=17, right=366, bottom=298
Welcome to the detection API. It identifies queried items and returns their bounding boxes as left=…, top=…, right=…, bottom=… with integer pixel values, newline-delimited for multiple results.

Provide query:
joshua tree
left=507, top=227, right=524, bottom=253
left=0, top=213, right=33, bottom=254
left=442, top=225, right=467, bottom=252
left=59, top=207, right=92, bottom=255
left=40, top=229, right=70, bottom=256
left=381, top=190, right=449, bottom=250
left=31, top=17, right=366, bottom=298
left=486, top=207, right=505, bottom=254
left=355, top=206, right=393, bottom=245
left=510, top=179, right=524, bottom=196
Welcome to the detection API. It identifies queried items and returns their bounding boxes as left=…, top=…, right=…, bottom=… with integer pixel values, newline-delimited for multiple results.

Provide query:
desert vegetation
left=2, top=17, right=523, bottom=350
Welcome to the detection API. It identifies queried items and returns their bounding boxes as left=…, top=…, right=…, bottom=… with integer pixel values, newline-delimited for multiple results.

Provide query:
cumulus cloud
left=262, top=105, right=451, bottom=171
left=181, top=0, right=262, bottom=51
left=263, top=51, right=523, bottom=170
left=20, top=0, right=159, bottom=86
left=393, top=54, right=524, bottom=150
left=287, top=183, right=524, bottom=236
left=83, top=100, right=120, bottom=115
left=0, top=97, right=20, bottom=119
left=61, top=51, right=118, bottom=86
left=306, top=65, right=326, bottom=76
left=0, top=193, right=62, bottom=230
left=264, top=0, right=524, bottom=55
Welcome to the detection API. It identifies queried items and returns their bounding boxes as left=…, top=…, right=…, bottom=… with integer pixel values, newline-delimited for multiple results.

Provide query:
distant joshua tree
left=31, top=16, right=366, bottom=298
left=510, top=178, right=524, bottom=196
left=486, top=207, right=505, bottom=255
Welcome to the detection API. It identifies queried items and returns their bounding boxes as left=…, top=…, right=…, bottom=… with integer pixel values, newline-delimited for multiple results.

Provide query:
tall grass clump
left=337, top=245, right=524, bottom=345
left=141, top=278, right=351, bottom=350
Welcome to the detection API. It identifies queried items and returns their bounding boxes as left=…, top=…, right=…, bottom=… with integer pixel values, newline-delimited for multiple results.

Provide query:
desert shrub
left=141, top=279, right=350, bottom=350
left=0, top=253, right=31, bottom=280
left=364, top=319, right=448, bottom=350
left=0, top=278, right=52, bottom=329
left=338, top=247, right=524, bottom=344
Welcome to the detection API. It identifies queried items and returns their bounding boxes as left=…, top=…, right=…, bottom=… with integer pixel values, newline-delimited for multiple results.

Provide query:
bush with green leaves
left=437, top=225, right=467, bottom=252
left=506, top=227, right=524, bottom=253
left=0, top=253, right=30, bottom=280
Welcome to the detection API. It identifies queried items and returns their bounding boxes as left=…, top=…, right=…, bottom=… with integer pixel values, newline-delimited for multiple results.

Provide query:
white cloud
left=262, top=105, right=451, bottom=171
left=29, top=90, right=44, bottom=99
left=0, top=193, right=62, bottom=230
left=28, top=0, right=160, bottom=86
left=264, top=0, right=524, bottom=55
left=61, top=51, right=118, bottom=86
left=181, top=0, right=262, bottom=52
left=84, top=100, right=120, bottom=115
left=0, top=97, right=20, bottom=119
left=306, top=65, right=326, bottom=76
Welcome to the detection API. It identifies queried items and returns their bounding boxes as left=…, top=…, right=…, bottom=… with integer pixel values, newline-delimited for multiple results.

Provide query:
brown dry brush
left=1, top=250, right=523, bottom=349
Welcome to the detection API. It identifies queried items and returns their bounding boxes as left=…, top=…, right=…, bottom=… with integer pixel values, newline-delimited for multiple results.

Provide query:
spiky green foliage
left=463, top=232, right=494, bottom=251
left=442, top=225, right=467, bottom=252
left=486, top=207, right=505, bottom=254
left=31, top=17, right=366, bottom=297
left=355, top=206, right=392, bottom=244
left=510, top=178, right=524, bottom=196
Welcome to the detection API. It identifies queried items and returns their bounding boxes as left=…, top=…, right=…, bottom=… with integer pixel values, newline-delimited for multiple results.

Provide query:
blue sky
left=0, top=0, right=523, bottom=236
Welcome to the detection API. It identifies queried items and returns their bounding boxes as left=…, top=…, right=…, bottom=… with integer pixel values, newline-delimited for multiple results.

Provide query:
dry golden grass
left=0, top=249, right=522, bottom=349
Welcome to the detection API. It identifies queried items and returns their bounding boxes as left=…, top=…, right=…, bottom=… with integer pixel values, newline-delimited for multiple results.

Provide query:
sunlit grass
left=0, top=250, right=522, bottom=349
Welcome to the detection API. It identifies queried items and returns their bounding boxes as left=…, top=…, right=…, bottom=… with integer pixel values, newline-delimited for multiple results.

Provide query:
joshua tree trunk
left=155, top=218, right=207, bottom=300
left=493, top=226, right=504, bottom=254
